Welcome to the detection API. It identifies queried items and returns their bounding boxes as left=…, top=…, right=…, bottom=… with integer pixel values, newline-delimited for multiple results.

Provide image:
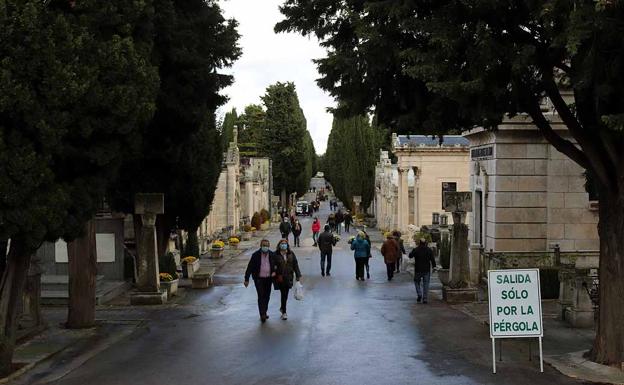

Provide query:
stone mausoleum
left=374, top=134, right=471, bottom=234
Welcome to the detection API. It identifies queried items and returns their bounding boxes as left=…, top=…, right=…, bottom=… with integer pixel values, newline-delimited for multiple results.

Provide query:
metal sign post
left=488, top=269, right=543, bottom=374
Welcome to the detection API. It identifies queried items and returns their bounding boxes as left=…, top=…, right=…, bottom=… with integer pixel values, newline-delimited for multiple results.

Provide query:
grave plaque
left=443, top=191, right=472, bottom=212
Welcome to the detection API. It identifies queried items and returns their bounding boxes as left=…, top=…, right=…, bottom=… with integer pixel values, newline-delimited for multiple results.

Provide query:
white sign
left=55, top=240, right=68, bottom=263
left=488, top=269, right=543, bottom=337
left=96, top=233, right=116, bottom=263
left=488, top=269, right=544, bottom=374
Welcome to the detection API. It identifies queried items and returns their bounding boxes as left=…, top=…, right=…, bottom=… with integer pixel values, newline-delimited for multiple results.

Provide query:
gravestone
left=131, top=193, right=167, bottom=305
left=442, top=191, right=479, bottom=303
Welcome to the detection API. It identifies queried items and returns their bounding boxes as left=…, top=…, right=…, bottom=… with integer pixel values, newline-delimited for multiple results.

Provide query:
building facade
left=466, top=116, right=599, bottom=253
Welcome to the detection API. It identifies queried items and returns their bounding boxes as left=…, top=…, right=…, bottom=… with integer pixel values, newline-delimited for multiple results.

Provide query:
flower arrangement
left=229, top=237, right=240, bottom=244
left=159, top=272, right=175, bottom=282
left=243, top=224, right=253, bottom=232
left=211, top=240, right=225, bottom=250
left=182, top=256, right=197, bottom=264
left=333, top=234, right=341, bottom=242
left=250, top=226, right=257, bottom=232
left=347, top=235, right=356, bottom=244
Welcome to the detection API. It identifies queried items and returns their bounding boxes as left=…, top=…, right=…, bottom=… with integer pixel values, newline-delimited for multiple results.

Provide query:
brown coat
left=380, top=238, right=400, bottom=264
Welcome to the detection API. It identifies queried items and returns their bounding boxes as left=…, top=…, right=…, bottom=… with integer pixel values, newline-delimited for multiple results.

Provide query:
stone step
left=41, top=280, right=131, bottom=306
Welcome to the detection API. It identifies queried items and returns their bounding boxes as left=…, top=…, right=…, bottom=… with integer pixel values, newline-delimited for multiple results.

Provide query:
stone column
left=131, top=193, right=167, bottom=305
left=397, top=167, right=409, bottom=232
left=412, top=167, right=420, bottom=227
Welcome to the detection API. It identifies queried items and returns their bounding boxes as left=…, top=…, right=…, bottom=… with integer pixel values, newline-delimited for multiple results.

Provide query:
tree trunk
left=67, top=220, right=97, bottom=329
left=280, top=189, right=287, bottom=208
left=590, top=192, right=624, bottom=366
left=0, top=238, right=31, bottom=377
left=0, top=239, right=7, bottom=278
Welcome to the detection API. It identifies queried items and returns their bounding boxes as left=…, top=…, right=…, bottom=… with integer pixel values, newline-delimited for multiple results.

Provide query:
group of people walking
left=245, top=199, right=437, bottom=322
left=327, top=210, right=352, bottom=234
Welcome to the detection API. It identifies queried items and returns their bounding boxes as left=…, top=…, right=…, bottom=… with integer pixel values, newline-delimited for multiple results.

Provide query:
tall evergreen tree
left=0, top=0, right=159, bottom=374
left=262, top=82, right=315, bottom=203
left=221, top=107, right=238, bottom=149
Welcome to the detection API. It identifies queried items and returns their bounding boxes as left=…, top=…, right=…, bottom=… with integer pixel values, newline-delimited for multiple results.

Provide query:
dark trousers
left=293, top=235, right=300, bottom=247
left=355, top=257, right=366, bottom=279
left=281, top=232, right=289, bottom=241
left=386, top=262, right=395, bottom=280
left=345, top=223, right=350, bottom=232
left=395, top=256, right=402, bottom=272
left=280, top=287, right=289, bottom=313
left=364, top=257, right=370, bottom=277
left=254, top=278, right=272, bottom=317
left=321, top=250, right=332, bottom=274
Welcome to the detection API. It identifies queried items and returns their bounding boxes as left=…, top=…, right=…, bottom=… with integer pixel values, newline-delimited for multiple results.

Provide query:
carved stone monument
left=131, top=193, right=167, bottom=305
left=442, top=191, right=479, bottom=303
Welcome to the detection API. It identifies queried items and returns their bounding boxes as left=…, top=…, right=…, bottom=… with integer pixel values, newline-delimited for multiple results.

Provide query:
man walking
left=317, top=224, right=336, bottom=276
left=335, top=210, right=344, bottom=235
left=244, top=239, right=278, bottom=322
left=279, top=217, right=292, bottom=241
left=344, top=211, right=353, bottom=232
left=408, top=238, right=436, bottom=303
left=380, top=232, right=400, bottom=281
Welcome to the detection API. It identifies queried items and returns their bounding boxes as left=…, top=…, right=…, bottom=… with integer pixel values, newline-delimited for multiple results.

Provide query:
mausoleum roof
left=395, top=135, right=469, bottom=147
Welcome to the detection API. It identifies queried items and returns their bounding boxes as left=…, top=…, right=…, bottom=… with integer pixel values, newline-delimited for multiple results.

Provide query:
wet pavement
left=37, top=202, right=580, bottom=385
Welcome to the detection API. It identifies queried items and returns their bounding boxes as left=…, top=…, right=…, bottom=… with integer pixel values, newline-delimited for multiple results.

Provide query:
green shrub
left=260, top=208, right=270, bottom=223
left=251, top=212, right=262, bottom=229
left=540, top=269, right=560, bottom=299
left=159, top=252, right=178, bottom=280
left=439, top=235, right=451, bottom=269
left=413, top=231, right=433, bottom=244
left=184, top=231, right=199, bottom=258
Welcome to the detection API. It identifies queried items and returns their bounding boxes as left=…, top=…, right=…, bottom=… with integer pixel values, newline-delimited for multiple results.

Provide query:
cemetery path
left=39, top=202, right=580, bottom=385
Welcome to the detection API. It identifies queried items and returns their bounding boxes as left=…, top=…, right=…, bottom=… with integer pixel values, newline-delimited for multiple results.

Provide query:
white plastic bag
left=294, top=281, right=304, bottom=301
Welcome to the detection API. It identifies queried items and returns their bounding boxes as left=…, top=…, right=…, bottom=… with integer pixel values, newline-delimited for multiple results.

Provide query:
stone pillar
left=412, top=167, right=420, bottom=227
left=397, top=167, right=409, bottom=232
left=449, top=211, right=470, bottom=287
left=469, top=244, right=481, bottom=285
left=131, top=193, right=167, bottom=305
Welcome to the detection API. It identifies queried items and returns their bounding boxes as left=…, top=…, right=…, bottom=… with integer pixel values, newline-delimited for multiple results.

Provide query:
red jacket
left=312, top=220, right=321, bottom=233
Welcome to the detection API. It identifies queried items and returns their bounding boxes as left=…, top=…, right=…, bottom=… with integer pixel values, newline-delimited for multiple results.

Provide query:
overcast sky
left=218, top=0, right=335, bottom=154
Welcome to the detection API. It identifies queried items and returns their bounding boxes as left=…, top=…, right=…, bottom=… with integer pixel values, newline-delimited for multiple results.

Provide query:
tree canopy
left=323, top=115, right=382, bottom=211
left=277, top=0, right=624, bottom=365
left=262, top=82, right=317, bottom=201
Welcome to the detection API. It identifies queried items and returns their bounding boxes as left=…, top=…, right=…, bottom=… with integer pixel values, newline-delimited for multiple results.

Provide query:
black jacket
left=409, top=244, right=436, bottom=273
left=279, top=221, right=292, bottom=235
left=292, top=223, right=302, bottom=236
left=245, top=249, right=279, bottom=281
left=317, top=231, right=336, bottom=253
left=274, top=250, right=302, bottom=289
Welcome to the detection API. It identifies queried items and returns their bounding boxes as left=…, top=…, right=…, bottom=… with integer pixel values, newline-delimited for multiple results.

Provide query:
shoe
left=321, top=271, right=325, bottom=277
left=417, top=296, right=422, bottom=303
left=265, top=314, right=269, bottom=319
left=423, top=300, right=428, bottom=304
left=327, top=272, right=331, bottom=276
left=367, top=273, right=370, bottom=279
left=281, top=313, right=288, bottom=320
left=260, top=315, right=267, bottom=323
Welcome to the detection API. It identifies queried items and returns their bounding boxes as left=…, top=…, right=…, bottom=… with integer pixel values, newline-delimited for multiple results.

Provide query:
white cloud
left=218, top=0, right=335, bottom=154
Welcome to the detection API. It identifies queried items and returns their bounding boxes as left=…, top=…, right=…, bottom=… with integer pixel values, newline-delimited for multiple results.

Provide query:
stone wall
left=467, top=120, right=599, bottom=253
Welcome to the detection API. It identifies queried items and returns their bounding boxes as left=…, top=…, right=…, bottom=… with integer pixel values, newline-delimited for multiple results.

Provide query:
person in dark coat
left=344, top=212, right=353, bottom=232
left=393, top=231, right=406, bottom=273
left=351, top=231, right=371, bottom=281
left=381, top=233, right=400, bottom=281
left=362, top=229, right=372, bottom=279
left=244, top=239, right=279, bottom=322
left=292, top=219, right=303, bottom=247
left=327, top=213, right=336, bottom=232
left=335, top=210, right=344, bottom=235
left=317, top=225, right=336, bottom=276
left=274, top=239, right=302, bottom=320
left=408, top=238, right=436, bottom=303
left=279, top=218, right=292, bottom=241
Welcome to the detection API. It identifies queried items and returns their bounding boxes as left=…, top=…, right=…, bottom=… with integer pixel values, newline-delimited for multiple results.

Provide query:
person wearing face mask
left=244, top=239, right=279, bottom=322
left=274, top=239, right=302, bottom=320
left=292, top=219, right=303, bottom=247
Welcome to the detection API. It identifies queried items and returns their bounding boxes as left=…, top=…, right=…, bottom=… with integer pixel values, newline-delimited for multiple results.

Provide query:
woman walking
left=362, top=230, right=372, bottom=279
left=311, top=217, right=321, bottom=246
left=292, top=219, right=303, bottom=247
left=274, top=239, right=302, bottom=320
left=351, top=231, right=371, bottom=281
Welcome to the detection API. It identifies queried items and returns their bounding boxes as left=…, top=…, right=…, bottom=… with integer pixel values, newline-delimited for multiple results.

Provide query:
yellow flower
left=229, top=237, right=240, bottom=244
left=182, top=256, right=197, bottom=264
left=159, top=273, right=174, bottom=282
